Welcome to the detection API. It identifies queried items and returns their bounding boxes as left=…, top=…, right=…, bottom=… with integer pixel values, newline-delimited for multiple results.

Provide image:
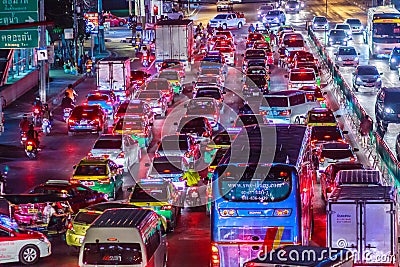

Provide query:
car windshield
left=311, top=127, right=342, bottom=141
left=267, top=10, right=280, bottom=16
left=309, top=112, right=336, bottom=123
left=284, top=39, right=304, bottom=47
left=357, top=67, right=378, bottom=75
left=200, top=69, right=220, bottom=75
left=314, top=17, right=327, bottom=22
left=130, top=185, right=168, bottom=202
left=260, top=5, right=273, bottom=10
left=248, top=61, right=266, bottom=68
left=75, top=165, right=107, bottom=176
left=152, top=162, right=183, bottom=174
left=159, top=72, right=179, bottom=80
left=236, top=115, right=263, bottom=126
left=159, top=140, right=189, bottom=151
left=74, top=212, right=100, bottom=224
left=338, top=47, right=356, bottom=55
left=290, top=71, right=315, bottom=81
left=214, top=14, right=227, bottom=19
left=245, top=51, right=266, bottom=58
left=187, top=103, right=215, bottom=114
left=124, top=104, right=144, bottom=114
left=71, top=107, right=98, bottom=117
left=346, top=19, right=361, bottom=25
left=336, top=24, right=350, bottom=30
left=321, top=149, right=353, bottom=159
left=138, top=91, right=160, bottom=99
left=93, top=139, right=122, bottom=149
left=147, top=80, right=169, bottom=89
left=82, top=243, right=142, bottom=265
left=384, top=92, right=400, bottom=104
left=265, top=96, right=289, bottom=107
left=87, top=95, right=109, bottom=101
left=218, top=165, right=292, bottom=202
left=330, top=30, right=346, bottom=36
left=114, top=119, right=143, bottom=131
left=130, top=71, right=145, bottom=79
left=196, top=90, right=221, bottom=99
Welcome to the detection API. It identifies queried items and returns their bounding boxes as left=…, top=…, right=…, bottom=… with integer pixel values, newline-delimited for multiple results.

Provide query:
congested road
left=0, top=0, right=383, bottom=266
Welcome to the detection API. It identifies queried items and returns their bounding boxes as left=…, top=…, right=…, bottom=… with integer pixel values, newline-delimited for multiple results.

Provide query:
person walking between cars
left=360, top=114, right=373, bottom=147
left=182, top=163, right=201, bottom=187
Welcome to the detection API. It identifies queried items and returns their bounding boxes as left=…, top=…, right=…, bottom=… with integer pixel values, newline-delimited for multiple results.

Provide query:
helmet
left=43, top=103, right=49, bottom=110
left=29, top=124, right=34, bottom=130
left=68, top=84, right=73, bottom=89
left=23, top=114, right=28, bottom=120
left=35, top=97, right=40, bottom=101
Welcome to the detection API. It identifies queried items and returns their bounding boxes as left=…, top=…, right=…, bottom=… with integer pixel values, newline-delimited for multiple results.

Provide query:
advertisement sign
left=84, top=12, right=99, bottom=34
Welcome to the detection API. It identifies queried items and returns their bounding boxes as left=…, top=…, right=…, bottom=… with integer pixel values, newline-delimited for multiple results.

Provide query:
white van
left=79, top=208, right=167, bottom=267
left=286, top=67, right=317, bottom=89
left=260, top=90, right=319, bottom=124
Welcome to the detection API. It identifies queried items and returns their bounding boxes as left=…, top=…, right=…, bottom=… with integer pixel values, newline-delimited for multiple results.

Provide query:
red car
left=67, top=105, right=108, bottom=136
left=27, top=180, right=108, bottom=212
left=103, top=13, right=127, bottom=27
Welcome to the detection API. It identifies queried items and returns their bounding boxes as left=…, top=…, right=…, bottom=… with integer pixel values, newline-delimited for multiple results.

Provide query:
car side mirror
left=284, top=74, right=288, bottom=78
left=127, top=187, right=133, bottom=192
left=174, top=122, right=178, bottom=126
left=144, top=162, right=150, bottom=167
left=343, top=130, right=349, bottom=134
left=184, top=104, right=188, bottom=108
left=380, top=72, right=383, bottom=75
left=353, top=148, right=359, bottom=152
left=323, top=92, right=327, bottom=95
left=335, top=114, right=341, bottom=118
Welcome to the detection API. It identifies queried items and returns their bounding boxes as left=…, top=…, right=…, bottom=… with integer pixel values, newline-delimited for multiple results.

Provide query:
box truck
left=155, top=20, right=193, bottom=71
left=96, top=57, right=132, bottom=102
left=327, top=186, right=398, bottom=266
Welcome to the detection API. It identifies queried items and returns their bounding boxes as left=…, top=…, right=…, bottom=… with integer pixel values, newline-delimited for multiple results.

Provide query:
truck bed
left=329, top=185, right=395, bottom=201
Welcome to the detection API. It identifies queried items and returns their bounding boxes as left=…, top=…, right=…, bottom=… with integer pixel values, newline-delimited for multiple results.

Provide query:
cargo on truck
left=327, top=186, right=398, bottom=266
left=96, top=57, right=132, bottom=102
left=155, top=19, right=193, bottom=71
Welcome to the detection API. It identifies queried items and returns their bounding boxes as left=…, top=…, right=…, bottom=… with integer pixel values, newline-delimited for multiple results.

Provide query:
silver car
left=90, top=134, right=141, bottom=172
left=185, top=97, right=221, bottom=129
left=334, top=46, right=359, bottom=68
left=312, top=16, right=329, bottom=31
left=154, top=134, right=201, bottom=163
left=285, top=0, right=301, bottom=13
left=327, top=29, right=348, bottom=46
left=352, top=65, right=382, bottom=92
left=136, top=90, right=167, bottom=117
left=262, top=9, right=285, bottom=26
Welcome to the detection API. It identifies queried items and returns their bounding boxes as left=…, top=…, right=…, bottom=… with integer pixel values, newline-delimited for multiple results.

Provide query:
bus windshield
left=374, top=23, right=400, bottom=37
left=218, top=165, right=292, bottom=202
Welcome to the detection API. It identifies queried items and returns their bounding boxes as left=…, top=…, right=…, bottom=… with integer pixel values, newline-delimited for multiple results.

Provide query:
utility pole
left=39, top=0, right=46, bottom=103
left=73, top=0, right=79, bottom=68
left=128, top=0, right=133, bottom=15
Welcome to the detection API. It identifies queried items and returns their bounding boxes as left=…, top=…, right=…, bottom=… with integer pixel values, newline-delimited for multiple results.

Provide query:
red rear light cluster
left=67, top=222, right=74, bottom=231
left=279, top=110, right=291, bottom=116
left=117, top=152, right=125, bottom=158
left=211, top=244, right=220, bottom=267
left=161, top=205, right=172, bottom=210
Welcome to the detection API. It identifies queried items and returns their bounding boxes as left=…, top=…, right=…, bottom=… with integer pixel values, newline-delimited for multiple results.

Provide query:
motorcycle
left=186, top=186, right=202, bottom=207
left=20, top=131, right=27, bottom=145
left=32, top=107, right=42, bottom=126
left=63, top=108, right=72, bottom=122
left=42, top=118, right=51, bottom=135
left=25, top=139, right=38, bottom=160
left=142, top=55, right=149, bottom=67
left=0, top=167, right=7, bottom=195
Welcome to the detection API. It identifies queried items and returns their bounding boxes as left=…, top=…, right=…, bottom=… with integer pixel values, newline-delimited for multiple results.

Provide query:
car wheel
left=19, top=245, right=40, bottom=265
left=118, top=21, right=124, bottom=26
left=294, top=116, right=300, bottom=124
left=238, top=22, right=242, bottom=29
left=222, top=24, right=227, bottom=30
left=353, top=83, right=359, bottom=92
left=68, top=131, right=74, bottom=136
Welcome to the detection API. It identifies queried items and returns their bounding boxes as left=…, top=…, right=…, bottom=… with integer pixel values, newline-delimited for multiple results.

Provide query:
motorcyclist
left=26, top=124, right=39, bottom=147
left=65, top=84, right=77, bottom=102
left=42, top=104, right=53, bottom=125
left=182, top=163, right=201, bottom=187
left=33, top=97, right=43, bottom=110
left=19, top=114, right=30, bottom=132
left=248, top=23, right=255, bottom=33
left=61, top=92, right=75, bottom=110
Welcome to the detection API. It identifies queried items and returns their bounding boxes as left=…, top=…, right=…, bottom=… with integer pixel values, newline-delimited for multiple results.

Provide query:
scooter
left=42, top=118, right=51, bottom=135
left=63, top=108, right=72, bottom=122
left=0, top=167, right=7, bottom=195
left=20, top=131, right=27, bottom=146
left=142, top=55, right=149, bottom=67
left=186, top=186, right=201, bottom=207
left=32, top=107, right=42, bottom=126
left=25, top=139, right=38, bottom=160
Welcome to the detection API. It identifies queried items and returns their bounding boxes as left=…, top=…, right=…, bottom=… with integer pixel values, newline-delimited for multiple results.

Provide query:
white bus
left=365, top=6, right=400, bottom=58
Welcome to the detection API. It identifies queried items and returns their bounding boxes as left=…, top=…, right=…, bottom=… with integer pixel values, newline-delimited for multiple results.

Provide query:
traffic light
left=153, top=5, right=159, bottom=15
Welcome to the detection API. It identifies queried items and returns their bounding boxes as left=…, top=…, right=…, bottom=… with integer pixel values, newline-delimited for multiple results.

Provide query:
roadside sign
left=84, top=12, right=99, bottom=34
left=47, top=45, right=54, bottom=64
left=0, top=0, right=39, bottom=49
left=37, top=48, right=48, bottom=61
left=64, top=28, right=73, bottom=40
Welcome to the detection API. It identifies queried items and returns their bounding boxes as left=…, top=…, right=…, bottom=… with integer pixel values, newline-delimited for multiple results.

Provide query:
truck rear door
left=327, top=202, right=359, bottom=256
left=363, top=202, right=396, bottom=264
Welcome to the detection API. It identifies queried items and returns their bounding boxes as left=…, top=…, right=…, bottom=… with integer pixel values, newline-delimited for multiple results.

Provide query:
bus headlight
left=385, top=107, right=395, bottom=113
left=274, top=208, right=292, bottom=216
left=337, top=56, right=343, bottom=61
left=391, top=58, right=397, bottom=63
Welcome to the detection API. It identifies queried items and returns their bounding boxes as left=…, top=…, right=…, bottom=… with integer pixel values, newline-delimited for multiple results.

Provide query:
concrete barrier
left=0, top=70, right=39, bottom=108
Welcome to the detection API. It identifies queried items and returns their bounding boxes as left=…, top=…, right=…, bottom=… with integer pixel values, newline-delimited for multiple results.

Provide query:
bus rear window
left=82, top=243, right=142, bottom=265
left=218, top=165, right=292, bottom=202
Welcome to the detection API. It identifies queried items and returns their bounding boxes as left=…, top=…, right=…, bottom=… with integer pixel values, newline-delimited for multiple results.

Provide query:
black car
left=244, top=66, right=270, bottom=94
left=389, top=47, right=400, bottom=70
left=327, top=29, right=348, bottom=46
left=67, top=105, right=108, bottom=136
left=176, top=116, right=213, bottom=143
left=130, top=70, right=150, bottom=87
left=28, top=180, right=108, bottom=212
left=375, top=87, right=400, bottom=132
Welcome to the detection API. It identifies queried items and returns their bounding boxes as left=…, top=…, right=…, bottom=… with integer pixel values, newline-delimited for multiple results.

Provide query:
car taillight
left=70, top=179, right=80, bottom=184
left=327, top=186, right=334, bottom=193
left=230, top=52, right=234, bottom=56
left=67, top=222, right=74, bottom=231
left=350, top=156, right=355, bottom=161
left=87, top=152, right=93, bottom=157
left=208, top=166, right=216, bottom=173
left=161, top=205, right=172, bottom=210
left=311, top=139, right=317, bottom=147
left=203, top=132, right=210, bottom=137
left=279, top=110, right=291, bottom=116
left=117, top=152, right=125, bottom=158
left=259, top=111, right=268, bottom=115
left=98, top=178, right=111, bottom=184
left=211, top=244, right=220, bottom=267
left=306, top=94, right=314, bottom=101
left=184, top=151, right=191, bottom=158
left=320, top=157, right=325, bottom=162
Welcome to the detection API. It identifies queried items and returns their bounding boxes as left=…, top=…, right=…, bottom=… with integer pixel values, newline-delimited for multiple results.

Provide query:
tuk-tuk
left=2, top=194, right=72, bottom=236
left=244, top=245, right=354, bottom=267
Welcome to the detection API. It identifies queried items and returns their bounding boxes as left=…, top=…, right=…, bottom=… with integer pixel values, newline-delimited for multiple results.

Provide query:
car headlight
left=274, top=17, right=279, bottom=21
left=329, top=37, right=333, bottom=42
left=296, top=4, right=299, bottom=8
left=391, top=58, right=397, bottom=63
left=337, top=56, right=343, bottom=61
left=343, top=37, right=348, bottom=41
left=258, top=11, right=261, bottom=14
left=356, top=77, right=362, bottom=82
left=354, top=57, right=359, bottom=61
left=376, top=77, right=381, bottom=82
left=385, top=107, right=395, bottom=113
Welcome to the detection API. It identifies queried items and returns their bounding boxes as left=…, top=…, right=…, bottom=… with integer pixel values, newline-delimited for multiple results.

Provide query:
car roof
left=79, top=157, right=109, bottom=164
left=309, top=107, right=333, bottom=113
left=84, top=202, right=137, bottom=212
left=153, top=156, right=185, bottom=164
left=97, top=134, right=123, bottom=141
left=161, top=134, right=189, bottom=142
left=268, top=90, right=305, bottom=96
left=357, top=65, right=377, bottom=71
left=322, top=142, right=351, bottom=149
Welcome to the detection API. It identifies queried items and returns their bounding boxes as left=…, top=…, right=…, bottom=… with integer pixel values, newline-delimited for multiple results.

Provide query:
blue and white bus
left=210, top=124, right=314, bottom=267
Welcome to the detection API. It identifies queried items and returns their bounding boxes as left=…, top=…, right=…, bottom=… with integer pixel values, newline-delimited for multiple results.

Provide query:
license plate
left=82, top=181, right=95, bottom=186
left=28, top=209, right=38, bottom=213
left=80, top=120, right=87, bottom=124
left=365, top=83, right=374, bottom=87
left=27, top=145, right=33, bottom=150
left=253, top=92, right=259, bottom=96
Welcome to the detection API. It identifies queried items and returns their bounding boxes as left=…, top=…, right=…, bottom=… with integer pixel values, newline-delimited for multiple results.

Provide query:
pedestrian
left=360, top=114, right=373, bottom=147
left=77, top=55, right=83, bottom=74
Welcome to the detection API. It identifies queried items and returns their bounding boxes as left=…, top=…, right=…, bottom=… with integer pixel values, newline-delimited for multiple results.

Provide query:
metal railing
left=307, top=25, right=400, bottom=185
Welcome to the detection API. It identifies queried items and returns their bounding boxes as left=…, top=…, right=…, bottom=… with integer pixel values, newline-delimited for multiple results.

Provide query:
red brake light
left=117, top=152, right=125, bottom=158
left=87, top=152, right=93, bottom=157
left=350, top=156, right=355, bottom=162
left=320, top=157, right=325, bottom=162
left=279, top=110, right=291, bottom=116
left=211, top=244, right=220, bottom=267
left=161, top=205, right=172, bottom=210
left=203, top=132, right=210, bottom=137
left=67, top=222, right=74, bottom=231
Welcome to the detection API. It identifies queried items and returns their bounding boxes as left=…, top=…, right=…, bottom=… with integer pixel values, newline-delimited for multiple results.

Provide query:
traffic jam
left=0, top=0, right=400, bottom=266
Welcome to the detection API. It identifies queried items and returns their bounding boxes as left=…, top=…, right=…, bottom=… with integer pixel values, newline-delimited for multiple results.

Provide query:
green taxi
left=128, top=179, right=182, bottom=231
left=158, top=69, right=183, bottom=94
left=204, top=131, right=232, bottom=164
left=113, top=117, right=153, bottom=148
left=70, top=157, right=123, bottom=200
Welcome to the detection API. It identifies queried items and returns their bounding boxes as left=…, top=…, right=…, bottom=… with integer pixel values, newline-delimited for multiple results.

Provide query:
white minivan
left=79, top=208, right=167, bottom=267
left=286, top=67, right=317, bottom=89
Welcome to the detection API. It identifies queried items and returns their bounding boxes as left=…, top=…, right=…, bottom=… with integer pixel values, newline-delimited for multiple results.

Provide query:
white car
left=0, top=223, right=51, bottom=265
left=334, top=46, right=359, bottom=68
left=185, top=97, right=221, bottom=129
left=217, top=0, right=233, bottom=11
left=89, top=134, right=141, bottom=172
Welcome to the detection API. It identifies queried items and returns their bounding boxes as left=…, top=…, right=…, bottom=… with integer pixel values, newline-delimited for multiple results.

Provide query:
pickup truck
left=217, top=0, right=233, bottom=11
left=209, top=13, right=246, bottom=30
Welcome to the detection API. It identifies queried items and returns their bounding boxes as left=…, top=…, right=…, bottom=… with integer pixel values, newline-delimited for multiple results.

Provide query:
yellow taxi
left=158, top=69, right=183, bottom=94
left=305, top=107, right=339, bottom=127
left=128, top=179, right=183, bottom=231
left=70, top=157, right=123, bottom=200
